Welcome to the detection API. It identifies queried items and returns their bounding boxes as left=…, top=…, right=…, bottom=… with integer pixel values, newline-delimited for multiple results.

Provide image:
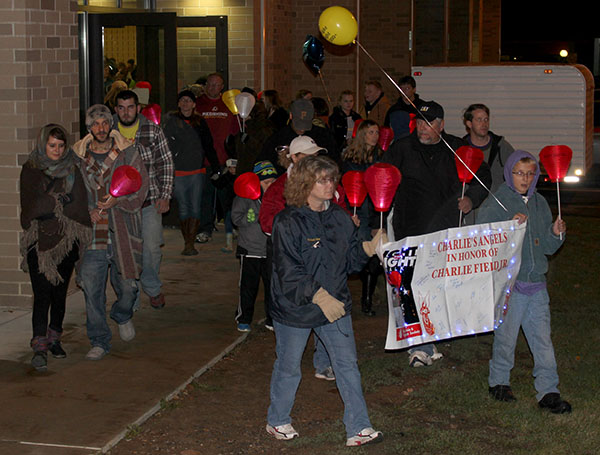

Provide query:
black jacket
left=161, top=111, right=219, bottom=172
left=329, top=106, right=362, bottom=150
left=383, top=130, right=491, bottom=239
left=270, top=203, right=368, bottom=328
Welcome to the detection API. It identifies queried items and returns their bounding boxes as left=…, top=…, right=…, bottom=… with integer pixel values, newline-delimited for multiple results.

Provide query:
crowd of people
left=19, top=72, right=571, bottom=449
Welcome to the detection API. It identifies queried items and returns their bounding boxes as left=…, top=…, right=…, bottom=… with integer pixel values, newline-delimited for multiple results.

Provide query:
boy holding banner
left=476, top=150, right=571, bottom=414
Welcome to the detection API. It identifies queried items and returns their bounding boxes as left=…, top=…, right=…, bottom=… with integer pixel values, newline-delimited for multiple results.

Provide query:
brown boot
left=181, top=219, right=198, bottom=256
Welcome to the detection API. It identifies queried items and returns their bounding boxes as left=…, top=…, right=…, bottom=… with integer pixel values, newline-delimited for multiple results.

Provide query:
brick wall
left=0, top=0, right=79, bottom=308
left=156, top=0, right=255, bottom=91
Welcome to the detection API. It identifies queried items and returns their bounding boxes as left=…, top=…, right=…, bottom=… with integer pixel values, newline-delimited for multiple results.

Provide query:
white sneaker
left=346, top=427, right=383, bottom=446
left=266, top=423, right=299, bottom=440
left=85, top=346, right=106, bottom=361
left=408, top=350, right=432, bottom=367
left=314, top=366, right=336, bottom=381
left=118, top=320, right=135, bottom=342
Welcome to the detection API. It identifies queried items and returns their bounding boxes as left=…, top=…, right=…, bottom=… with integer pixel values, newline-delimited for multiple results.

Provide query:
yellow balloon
left=318, top=6, right=358, bottom=46
left=222, top=89, right=241, bottom=115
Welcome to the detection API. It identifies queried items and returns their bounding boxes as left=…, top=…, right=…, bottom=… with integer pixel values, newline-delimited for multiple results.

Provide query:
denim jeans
left=268, top=316, right=372, bottom=437
left=173, top=173, right=204, bottom=220
left=489, top=288, right=560, bottom=401
left=78, top=246, right=139, bottom=352
left=139, top=204, right=164, bottom=299
left=312, top=334, right=331, bottom=372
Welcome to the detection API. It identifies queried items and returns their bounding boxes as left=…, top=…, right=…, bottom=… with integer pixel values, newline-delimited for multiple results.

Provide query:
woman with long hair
left=341, top=119, right=383, bottom=316
left=262, top=89, right=289, bottom=130
left=266, top=155, right=384, bottom=447
left=20, top=124, right=92, bottom=371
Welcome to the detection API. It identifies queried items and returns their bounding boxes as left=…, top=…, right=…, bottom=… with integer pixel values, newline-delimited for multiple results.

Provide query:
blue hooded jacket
left=476, top=150, right=564, bottom=286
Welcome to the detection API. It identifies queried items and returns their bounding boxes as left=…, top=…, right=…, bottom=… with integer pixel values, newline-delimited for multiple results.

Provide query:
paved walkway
left=0, top=228, right=256, bottom=454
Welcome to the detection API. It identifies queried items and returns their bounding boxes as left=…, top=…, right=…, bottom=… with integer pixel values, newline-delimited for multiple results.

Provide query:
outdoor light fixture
left=560, top=49, right=569, bottom=58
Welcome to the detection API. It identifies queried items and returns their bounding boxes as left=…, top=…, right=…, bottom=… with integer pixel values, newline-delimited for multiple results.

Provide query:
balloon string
left=318, top=70, right=333, bottom=111
left=236, top=114, right=242, bottom=132
left=556, top=180, right=563, bottom=240
left=98, top=195, right=112, bottom=214
left=353, top=206, right=357, bottom=217
left=380, top=211, right=383, bottom=231
left=458, top=182, right=466, bottom=227
left=354, top=40, right=507, bottom=213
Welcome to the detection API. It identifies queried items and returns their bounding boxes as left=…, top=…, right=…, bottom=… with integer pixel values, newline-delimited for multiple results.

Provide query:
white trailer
left=411, top=64, right=594, bottom=180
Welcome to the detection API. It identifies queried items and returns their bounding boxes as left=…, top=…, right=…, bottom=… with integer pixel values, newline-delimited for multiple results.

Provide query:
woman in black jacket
left=20, top=124, right=92, bottom=371
left=266, top=155, right=384, bottom=447
left=161, top=90, right=219, bottom=255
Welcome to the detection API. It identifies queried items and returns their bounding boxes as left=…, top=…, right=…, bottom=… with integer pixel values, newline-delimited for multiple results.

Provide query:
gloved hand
left=312, top=287, right=345, bottom=323
left=246, top=207, right=256, bottom=223
left=362, top=229, right=388, bottom=257
left=57, top=193, right=73, bottom=206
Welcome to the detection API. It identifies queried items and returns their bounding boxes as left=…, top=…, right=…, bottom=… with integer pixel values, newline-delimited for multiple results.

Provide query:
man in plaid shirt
left=114, top=90, right=173, bottom=310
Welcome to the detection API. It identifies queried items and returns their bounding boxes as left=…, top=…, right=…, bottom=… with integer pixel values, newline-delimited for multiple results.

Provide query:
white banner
left=377, top=220, right=526, bottom=350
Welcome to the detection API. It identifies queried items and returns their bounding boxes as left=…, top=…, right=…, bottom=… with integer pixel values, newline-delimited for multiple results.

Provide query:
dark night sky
left=501, top=3, right=597, bottom=70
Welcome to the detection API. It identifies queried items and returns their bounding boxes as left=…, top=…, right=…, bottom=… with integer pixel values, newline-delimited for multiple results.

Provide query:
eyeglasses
left=316, top=177, right=335, bottom=185
left=512, top=171, right=536, bottom=178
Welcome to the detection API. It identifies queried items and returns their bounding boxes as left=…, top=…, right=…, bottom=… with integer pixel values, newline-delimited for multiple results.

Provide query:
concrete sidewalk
left=0, top=227, right=256, bottom=454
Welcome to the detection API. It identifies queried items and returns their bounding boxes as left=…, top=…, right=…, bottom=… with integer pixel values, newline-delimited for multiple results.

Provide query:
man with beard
left=73, top=104, right=149, bottom=361
left=114, top=90, right=173, bottom=309
left=383, top=100, right=491, bottom=368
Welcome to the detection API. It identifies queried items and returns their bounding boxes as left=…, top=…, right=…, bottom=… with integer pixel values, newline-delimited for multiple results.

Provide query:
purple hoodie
left=503, top=149, right=545, bottom=296
left=503, top=149, right=540, bottom=199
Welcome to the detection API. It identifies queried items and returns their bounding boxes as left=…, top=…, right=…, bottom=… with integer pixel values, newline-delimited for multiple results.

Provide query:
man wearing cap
left=161, top=89, right=220, bottom=255
left=259, top=135, right=347, bottom=380
left=195, top=73, right=240, bottom=243
left=383, top=100, right=491, bottom=368
left=72, top=104, right=149, bottom=361
left=113, top=89, right=173, bottom=310
left=259, top=98, right=338, bottom=175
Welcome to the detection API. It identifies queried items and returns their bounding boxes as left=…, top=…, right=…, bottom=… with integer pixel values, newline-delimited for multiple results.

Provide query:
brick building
left=1, top=0, right=501, bottom=307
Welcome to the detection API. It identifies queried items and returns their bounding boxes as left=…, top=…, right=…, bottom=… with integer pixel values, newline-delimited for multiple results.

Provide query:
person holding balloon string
left=266, top=154, right=385, bottom=446
left=231, top=161, right=278, bottom=332
left=73, top=104, right=149, bottom=361
left=342, top=119, right=385, bottom=316
left=476, top=150, right=571, bottom=414
left=382, top=100, right=492, bottom=368
left=19, top=124, right=92, bottom=371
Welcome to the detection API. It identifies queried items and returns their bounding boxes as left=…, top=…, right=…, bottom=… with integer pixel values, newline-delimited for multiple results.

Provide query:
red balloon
left=539, top=145, right=573, bottom=182
left=364, top=163, right=401, bottom=212
left=351, top=119, right=363, bottom=138
left=341, top=171, right=367, bottom=207
left=110, top=165, right=142, bottom=198
left=135, top=81, right=152, bottom=91
left=141, top=104, right=161, bottom=125
left=386, top=270, right=402, bottom=287
left=234, top=172, right=261, bottom=200
left=409, top=113, right=417, bottom=133
left=455, top=146, right=484, bottom=183
left=378, top=126, right=394, bottom=151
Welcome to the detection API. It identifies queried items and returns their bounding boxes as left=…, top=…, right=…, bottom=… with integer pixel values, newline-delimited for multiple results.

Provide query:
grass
left=299, top=216, right=600, bottom=454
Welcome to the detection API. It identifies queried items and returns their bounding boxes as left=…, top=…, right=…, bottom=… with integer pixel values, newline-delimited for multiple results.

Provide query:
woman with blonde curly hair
left=266, top=154, right=385, bottom=447
left=342, top=119, right=383, bottom=316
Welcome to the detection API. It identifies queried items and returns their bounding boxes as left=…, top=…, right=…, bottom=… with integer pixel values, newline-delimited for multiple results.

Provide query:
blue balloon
left=302, top=35, right=325, bottom=75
